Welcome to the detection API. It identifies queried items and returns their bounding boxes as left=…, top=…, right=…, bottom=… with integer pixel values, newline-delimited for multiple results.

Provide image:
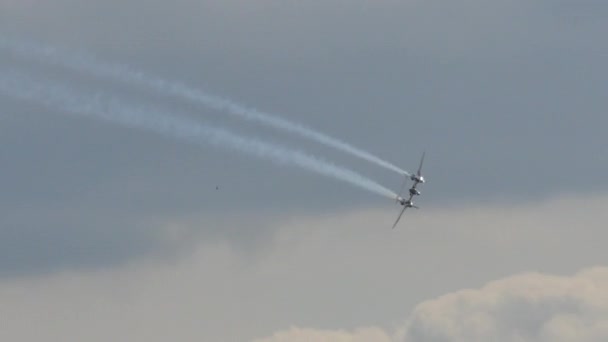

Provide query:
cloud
left=0, top=194, right=607, bottom=341
left=256, top=267, right=608, bottom=342
left=402, top=267, right=608, bottom=342
left=252, top=326, right=392, bottom=342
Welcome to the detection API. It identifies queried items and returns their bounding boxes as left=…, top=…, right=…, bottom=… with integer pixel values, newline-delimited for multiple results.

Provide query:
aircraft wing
left=417, top=151, right=425, bottom=176
left=392, top=206, right=408, bottom=229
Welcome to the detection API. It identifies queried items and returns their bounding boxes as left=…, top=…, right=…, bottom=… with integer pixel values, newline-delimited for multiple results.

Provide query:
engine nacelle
left=411, top=175, right=425, bottom=184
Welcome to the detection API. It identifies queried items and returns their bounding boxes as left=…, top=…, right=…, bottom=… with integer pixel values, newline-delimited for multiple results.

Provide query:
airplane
left=392, top=152, right=426, bottom=229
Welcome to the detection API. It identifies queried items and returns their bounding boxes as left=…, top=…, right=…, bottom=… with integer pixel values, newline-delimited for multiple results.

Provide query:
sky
left=1, top=0, right=607, bottom=340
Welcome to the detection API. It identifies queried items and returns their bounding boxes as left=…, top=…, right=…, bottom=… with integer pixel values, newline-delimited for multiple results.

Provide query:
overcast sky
left=1, top=0, right=607, bottom=340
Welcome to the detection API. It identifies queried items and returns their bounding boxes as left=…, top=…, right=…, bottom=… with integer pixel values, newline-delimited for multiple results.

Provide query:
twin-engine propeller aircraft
left=392, top=152, right=426, bottom=229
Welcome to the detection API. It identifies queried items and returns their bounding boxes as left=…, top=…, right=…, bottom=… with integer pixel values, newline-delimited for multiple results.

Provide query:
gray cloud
left=2, top=2, right=607, bottom=338
left=1, top=0, right=607, bottom=275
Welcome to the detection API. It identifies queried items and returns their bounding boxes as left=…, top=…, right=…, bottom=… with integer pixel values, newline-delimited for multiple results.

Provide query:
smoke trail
left=0, top=69, right=397, bottom=199
left=0, top=37, right=410, bottom=176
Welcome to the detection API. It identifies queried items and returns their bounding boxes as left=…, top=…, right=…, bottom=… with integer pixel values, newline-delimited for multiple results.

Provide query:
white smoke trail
left=0, top=37, right=410, bottom=176
left=0, top=69, right=397, bottom=199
